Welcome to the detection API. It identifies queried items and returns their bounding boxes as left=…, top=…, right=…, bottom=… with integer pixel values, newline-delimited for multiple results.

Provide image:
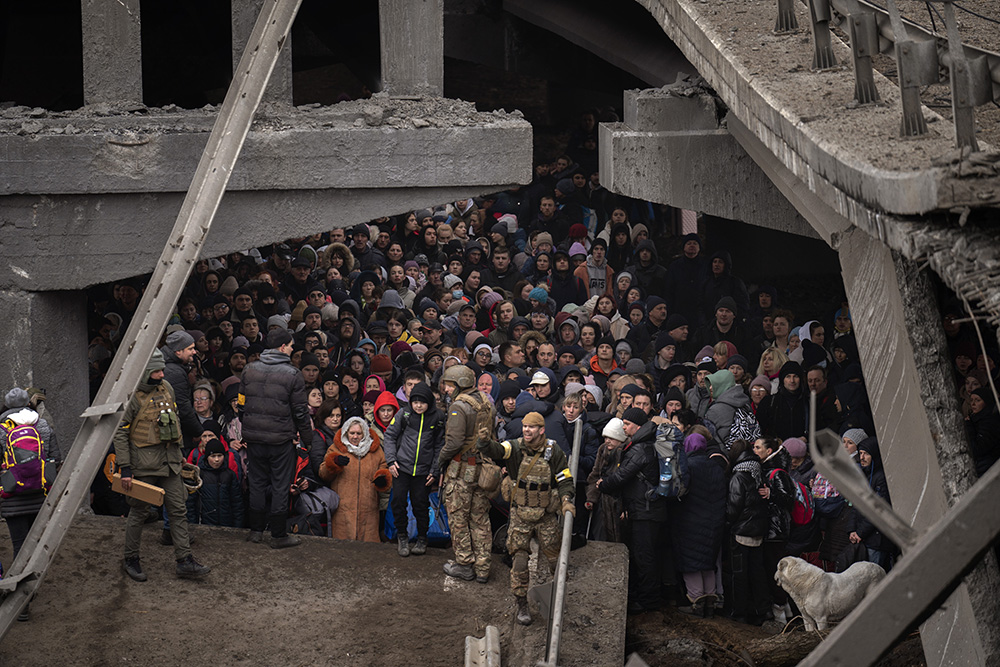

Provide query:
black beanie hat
left=498, top=380, right=521, bottom=402
left=205, top=439, right=226, bottom=457
left=622, top=407, right=649, bottom=427
left=597, top=334, right=616, bottom=350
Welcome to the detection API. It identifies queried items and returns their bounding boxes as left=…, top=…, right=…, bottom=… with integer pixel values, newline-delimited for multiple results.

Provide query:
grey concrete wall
left=232, top=0, right=293, bottom=104
left=379, top=0, right=444, bottom=96
left=81, top=0, right=142, bottom=105
left=0, top=290, right=88, bottom=447
left=839, top=225, right=999, bottom=666
left=0, top=185, right=522, bottom=291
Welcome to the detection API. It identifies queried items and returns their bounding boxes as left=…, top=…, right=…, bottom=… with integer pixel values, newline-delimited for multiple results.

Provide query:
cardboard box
left=112, top=474, right=165, bottom=506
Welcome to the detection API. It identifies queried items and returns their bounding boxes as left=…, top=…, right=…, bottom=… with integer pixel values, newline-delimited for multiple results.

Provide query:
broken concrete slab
left=634, top=0, right=1000, bottom=216
left=0, top=98, right=532, bottom=195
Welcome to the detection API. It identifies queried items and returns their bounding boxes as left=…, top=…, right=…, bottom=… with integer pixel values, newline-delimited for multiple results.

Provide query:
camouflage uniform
left=439, top=389, right=495, bottom=579
left=478, top=435, right=574, bottom=598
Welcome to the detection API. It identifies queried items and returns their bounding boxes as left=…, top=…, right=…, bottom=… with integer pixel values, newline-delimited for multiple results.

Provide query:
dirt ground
left=0, top=514, right=626, bottom=667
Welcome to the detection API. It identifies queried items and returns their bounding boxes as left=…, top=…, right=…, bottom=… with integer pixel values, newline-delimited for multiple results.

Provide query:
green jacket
left=113, top=380, right=184, bottom=477
left=478, top=436, right=574, bottom=500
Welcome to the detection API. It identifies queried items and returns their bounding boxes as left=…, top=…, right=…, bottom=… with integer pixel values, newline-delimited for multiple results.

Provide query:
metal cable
left=952, top=2, right=1000, bottom=25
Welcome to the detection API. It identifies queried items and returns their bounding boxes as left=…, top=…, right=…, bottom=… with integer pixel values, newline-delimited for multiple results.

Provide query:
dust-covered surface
left=0, top=95, right=530, bottom=138
left=638, top=0, right=1000, bottom=207
left=0, top=515, right=625, bottom=667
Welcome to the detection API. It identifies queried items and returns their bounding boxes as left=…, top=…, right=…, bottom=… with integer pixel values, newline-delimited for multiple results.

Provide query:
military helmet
left=442, top=364, right=475, bottom=389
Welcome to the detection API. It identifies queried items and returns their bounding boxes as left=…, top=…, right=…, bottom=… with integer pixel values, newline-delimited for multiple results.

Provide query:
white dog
left=775, top=556, right=885, bottom=631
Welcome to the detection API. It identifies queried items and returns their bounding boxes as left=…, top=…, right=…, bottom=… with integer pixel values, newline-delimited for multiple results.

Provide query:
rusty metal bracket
left=848, top=11, right=881, bottom=103
left=808, top=0, right=838, bottom=69
left=775, top=0, right=799, bottom=33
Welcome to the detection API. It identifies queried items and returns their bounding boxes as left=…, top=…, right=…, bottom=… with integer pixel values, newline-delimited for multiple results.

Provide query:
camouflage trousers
left=443, top=477, right=492, bottom=578
left=507, top=505, right=561, bottom=598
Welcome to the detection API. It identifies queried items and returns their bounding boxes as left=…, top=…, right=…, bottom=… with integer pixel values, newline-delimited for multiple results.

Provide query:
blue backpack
left=643, top=423, right=690, bottom=499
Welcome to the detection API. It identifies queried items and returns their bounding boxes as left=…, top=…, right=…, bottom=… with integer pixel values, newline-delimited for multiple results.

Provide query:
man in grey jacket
left=238, top=328, right=314, bottom=548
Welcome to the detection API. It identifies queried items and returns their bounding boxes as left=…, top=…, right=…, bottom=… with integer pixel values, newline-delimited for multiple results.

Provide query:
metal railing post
left=940, top=0, right=978, bottom=151
left=808, top=0, right=838, bottom=69
left=537, top=419, right=582, bottom=667
left=848, top=11, right=881, bottom=103
left=775, top=0, right=799, bottom=33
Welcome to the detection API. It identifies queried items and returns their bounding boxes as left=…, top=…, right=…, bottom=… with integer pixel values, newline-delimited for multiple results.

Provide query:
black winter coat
left=672, top=449, right=727, bottom=572
left=505, top=399, right=563, bottom=445
left=547, top=269, right=588, bottom=310
left=664, top=253, right=709, bottom=323
left=599, top=421, right=667, bottom=522
left=726, top=451, right=768, bottom=538
left=190, top=460, right=244, bottom=527
left=160, top=346, right=204, bottom=440
left=966, top=406, right=1000, bottom=476
left=756, top=388, right=808, bottom=440
left=760, top=447, right=795, bottom=542
left=238, top=350, right=313, bottom=448
left=847, top=438, right=894, bottom=552
left=787, top=457, right=821, bottom=554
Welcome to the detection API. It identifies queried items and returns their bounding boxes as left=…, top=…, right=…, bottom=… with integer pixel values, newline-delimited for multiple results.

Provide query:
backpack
left=288, top=487, right=340, bottom=537
left=643, top=423, right=690, bottom=499
left=727, top=406, right=761, bottom=448
left=768, top=468, right=814, bottom=525
left=0, top=421, right=51, bottom=499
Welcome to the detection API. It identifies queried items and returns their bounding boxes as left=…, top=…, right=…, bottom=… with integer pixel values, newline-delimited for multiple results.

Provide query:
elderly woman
left=319, top=416, right=393, bottom=542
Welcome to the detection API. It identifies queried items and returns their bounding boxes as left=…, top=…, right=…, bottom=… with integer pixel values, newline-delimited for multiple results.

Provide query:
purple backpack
left=1, top=422, right=50, bottom=498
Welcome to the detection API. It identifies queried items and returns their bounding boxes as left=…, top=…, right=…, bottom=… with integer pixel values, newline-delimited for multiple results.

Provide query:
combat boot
left=443, top=561, right=475, bottom=581
left=410, top=536, right=428, bottom=555
left=271, top=535, right=302, bottom=549
left=516, top=597, right=532, bottom=625
left=122, top=557, right=147, bottom=582
left=176, top=555, right=210, bottom=578
left=397, top=536, right=411, bottom=557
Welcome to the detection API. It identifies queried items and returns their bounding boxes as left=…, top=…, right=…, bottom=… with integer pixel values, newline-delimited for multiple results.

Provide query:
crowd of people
left=47, top=133, right=999, bottom=622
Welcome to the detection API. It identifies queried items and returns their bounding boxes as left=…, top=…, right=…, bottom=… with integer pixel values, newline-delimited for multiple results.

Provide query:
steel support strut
left=0, top=0, right=304, bottom=638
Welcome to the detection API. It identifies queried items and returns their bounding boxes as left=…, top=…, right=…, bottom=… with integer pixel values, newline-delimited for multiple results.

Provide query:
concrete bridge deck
left=0, top=514, right=626, bottom=666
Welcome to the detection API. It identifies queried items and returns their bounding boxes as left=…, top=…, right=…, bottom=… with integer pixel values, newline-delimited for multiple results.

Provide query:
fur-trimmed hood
left=321, top=242, right=355, bottom=274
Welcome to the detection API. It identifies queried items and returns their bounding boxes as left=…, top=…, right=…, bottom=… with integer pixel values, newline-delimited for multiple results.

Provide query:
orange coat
left=319, top=426, right=393, bottom=542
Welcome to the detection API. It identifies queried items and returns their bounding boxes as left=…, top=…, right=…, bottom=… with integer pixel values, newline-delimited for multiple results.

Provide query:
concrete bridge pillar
left=838, top=225, right=1000, bottom=666
left=599, top=84, right=817, bottom=239
left=0, top=290, right=89, bottom=447
left=232, top=0, right=294, bottom=104
left=379, top=0, right=444, bottom=96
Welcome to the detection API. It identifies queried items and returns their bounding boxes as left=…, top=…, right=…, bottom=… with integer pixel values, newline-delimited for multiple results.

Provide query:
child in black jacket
left=382, top=382, right=445, bottom=556
left=189, top=439, right=244, bottom=528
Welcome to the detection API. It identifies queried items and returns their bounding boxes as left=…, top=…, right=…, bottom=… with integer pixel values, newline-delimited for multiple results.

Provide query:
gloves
left=334, top=455, right=350, bottom=467
left=373, top=474, right=389, bottom=489
left=118, top=465, right=132, bottom=479
left=561, top=496, right=576, bottom=518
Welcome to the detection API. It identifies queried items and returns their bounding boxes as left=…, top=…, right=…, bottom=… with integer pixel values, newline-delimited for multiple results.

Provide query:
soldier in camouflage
left=439, top=364, right=496, bottom=583
left=478, top=411, right=575, bottom=625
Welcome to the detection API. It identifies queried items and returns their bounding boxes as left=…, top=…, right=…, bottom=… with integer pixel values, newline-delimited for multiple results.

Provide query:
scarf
left=341, top=417, right=374, bottom=458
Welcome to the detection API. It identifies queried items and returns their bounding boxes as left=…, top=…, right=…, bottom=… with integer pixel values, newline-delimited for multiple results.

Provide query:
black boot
left=159, top=529, right=173, bottom=546
left=122, top=556, right=147, bottom=582
left=175, top=555, right=211, bottom=578
left=410, top=535, right=428, bottom=556
left=247, top=508, right=268, bottom=542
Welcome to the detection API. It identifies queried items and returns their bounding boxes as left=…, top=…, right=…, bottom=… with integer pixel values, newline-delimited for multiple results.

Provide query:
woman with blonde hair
left=756, top=346, right=789, bottom=394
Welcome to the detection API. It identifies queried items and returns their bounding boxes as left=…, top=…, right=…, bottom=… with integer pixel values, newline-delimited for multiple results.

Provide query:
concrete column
left=80, top=0, right=142, bottom=105
left=600, top=86, right=817, bottom=238
left=232, top=0, right=293, bottom=104
left=379, top=0, right=444, bottom=96
left=0, top=290, right=88, bottom=450
left=838, top=225, right=1000, bottom=666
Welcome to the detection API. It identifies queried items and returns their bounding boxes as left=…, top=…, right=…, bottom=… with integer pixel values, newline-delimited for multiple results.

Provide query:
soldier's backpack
left=642, top=423, right=690, bottom=500
left=0, top=419, right=51, bottom=499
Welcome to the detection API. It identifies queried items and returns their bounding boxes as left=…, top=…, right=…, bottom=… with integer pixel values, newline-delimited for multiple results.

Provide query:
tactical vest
left=513, top=440, right=555, bottom=508
left=448, top=391, right=494, bottom=481
left=130, top=384, right=181, bottom=448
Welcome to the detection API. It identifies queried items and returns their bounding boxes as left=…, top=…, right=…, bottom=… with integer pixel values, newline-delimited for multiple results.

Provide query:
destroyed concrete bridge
left=2, top=0, right=1000, bottom=664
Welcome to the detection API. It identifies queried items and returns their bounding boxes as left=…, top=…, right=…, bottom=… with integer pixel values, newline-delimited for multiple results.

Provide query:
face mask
left=147, top=376, right=162, bottom=385
left=452, top=290, right=464, bottom=299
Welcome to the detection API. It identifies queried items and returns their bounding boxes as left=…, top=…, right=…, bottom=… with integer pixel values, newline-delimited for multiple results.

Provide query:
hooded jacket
left=318, top=421, right=392, bottom=543
left=756, top=364, right=808, bottom=440
left=625, top=239, right=668, bottom=301
left=760, top=446, right=795, bottom=541
left=664, top=239, right=710, bottom=323
left=0, top=408, right=62, bottom=519
left=382, top=384, right=445, bottom=477
left=672, top=444, right=727, bottom=572
left=190, top=455, right=244, bottom=527
left=703, top=370, right=752, bottom=445
left=547, top=264, right=588, bottom=310
left=700, top=250, right=750, bottom=322
left=726, top=449, right=768, bottom=538
left=847, top=437, right=894, bottom=551
left=238, top=349, right=313, bottom=448
left=574, top=253, right=614, bottom=299
left=321, top=242, right=355, bottom=274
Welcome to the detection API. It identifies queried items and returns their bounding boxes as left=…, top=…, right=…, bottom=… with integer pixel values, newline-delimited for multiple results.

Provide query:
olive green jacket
left=113, top=380, right=184, bottom=477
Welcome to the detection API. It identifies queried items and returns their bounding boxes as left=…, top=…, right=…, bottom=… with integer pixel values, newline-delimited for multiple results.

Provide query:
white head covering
left=341, top=416, right=374, bottom=458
